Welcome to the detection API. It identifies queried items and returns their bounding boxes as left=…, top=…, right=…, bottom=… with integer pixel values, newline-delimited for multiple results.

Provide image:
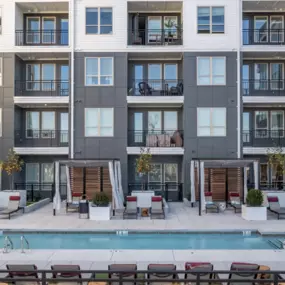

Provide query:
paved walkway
left=0, top=202, right=284, bottom=233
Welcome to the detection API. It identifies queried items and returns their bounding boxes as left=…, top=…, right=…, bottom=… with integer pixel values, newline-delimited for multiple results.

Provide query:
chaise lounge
left=0, top=196, right=21, bottom=219
left=205, top=192, right=219, bottom=213
left=267, top=196, right=285, bottom=219
left=6, top=264, right=39, bottom=285
left=123, top=196, right=138, bottom=219
left=51, top=264, right=82, bottom=285
left=150, top=196, right=165, bottom=219
left=229, top=192, right=242, bottom=213
left=185, top=262, right=215, bottom=285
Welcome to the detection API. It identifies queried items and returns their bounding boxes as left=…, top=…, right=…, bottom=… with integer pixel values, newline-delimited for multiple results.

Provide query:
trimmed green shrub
left=92, top=192, right=110, bottom=207
left=246, top=189, right=263, bottom=207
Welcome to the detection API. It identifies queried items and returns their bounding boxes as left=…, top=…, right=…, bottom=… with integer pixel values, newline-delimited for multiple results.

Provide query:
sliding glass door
left=26, top=17, right=40, bottom=44
left=42, top=17, right=56, bottom=44
left=148, top=16, right=162, bottom=43
left=254, top=16, right=268, bottom=43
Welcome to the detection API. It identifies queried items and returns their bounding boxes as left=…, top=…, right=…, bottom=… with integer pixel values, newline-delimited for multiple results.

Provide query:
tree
left=0, top=149, right=24, bottom=189
left=136, top=148, right=152, bottom=190
left=267, top=145, right=285, bottom=189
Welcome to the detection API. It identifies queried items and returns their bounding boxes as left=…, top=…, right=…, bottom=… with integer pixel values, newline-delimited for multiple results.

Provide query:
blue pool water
left=0, top=232, right=282, bottom=250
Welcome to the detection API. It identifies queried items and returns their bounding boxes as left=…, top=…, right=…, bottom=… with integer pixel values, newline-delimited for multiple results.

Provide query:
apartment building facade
left=0, top=0, right=281, bottom=200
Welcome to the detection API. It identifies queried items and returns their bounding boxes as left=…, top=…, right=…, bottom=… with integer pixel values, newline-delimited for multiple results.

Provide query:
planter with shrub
left=89, top=192, right=111, bottom=221
left=242, top=189, right=267, bottom=221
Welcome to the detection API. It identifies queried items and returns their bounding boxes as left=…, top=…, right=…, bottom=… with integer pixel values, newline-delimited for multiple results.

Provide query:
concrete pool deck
left=0, top=202, right=284, bottom=234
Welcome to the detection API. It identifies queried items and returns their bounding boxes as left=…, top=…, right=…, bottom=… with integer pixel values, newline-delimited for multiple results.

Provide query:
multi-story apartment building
left=0, top=0, right=282, bottom=201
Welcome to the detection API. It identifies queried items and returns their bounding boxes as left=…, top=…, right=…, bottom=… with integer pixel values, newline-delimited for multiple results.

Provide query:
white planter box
left=131, top=190, right=155, bottom=208
left=89, top=203, right=111, bottom=221
left=242, top=204, right=267, bottom=221
left=0, top=190, right=26, bottom=208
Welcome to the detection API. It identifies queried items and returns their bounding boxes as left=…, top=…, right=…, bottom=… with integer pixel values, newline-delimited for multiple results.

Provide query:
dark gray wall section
left=183, top=51, right=238, bottom=195
left=0, top=53, right=15, bottom=188
left=74, top=52, right=128, bottom=190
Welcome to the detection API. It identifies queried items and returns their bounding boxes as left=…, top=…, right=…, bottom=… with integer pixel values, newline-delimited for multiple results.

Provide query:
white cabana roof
left=58, top=159, right=118, bottom=167
left=192, top=159, right=258, bottom=168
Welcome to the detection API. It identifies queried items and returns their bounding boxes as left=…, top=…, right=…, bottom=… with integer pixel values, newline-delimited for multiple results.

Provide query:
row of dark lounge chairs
left=2, top=262, right=280, bottom=284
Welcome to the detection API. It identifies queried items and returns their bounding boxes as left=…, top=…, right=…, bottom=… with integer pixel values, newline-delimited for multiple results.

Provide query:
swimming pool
left=0, top=231, right=283, bottom=250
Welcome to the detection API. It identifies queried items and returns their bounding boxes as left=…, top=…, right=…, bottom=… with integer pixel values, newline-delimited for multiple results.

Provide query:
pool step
left=268, top=239, right=283, bottom=249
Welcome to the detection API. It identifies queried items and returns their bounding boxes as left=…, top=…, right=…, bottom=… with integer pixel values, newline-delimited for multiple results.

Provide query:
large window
left=271, top=111, right=284, bottom=137
left=148, top=164, right=162, bottom=183
left=255, top=111, right=268, bottom=138
left=197, top=7, right=224, bottom=34
left=41, top=163, right=54, bottom=190
left=197, top=57, right=226, bottom=85
left=85, top=108, right=114, bottom=137
left=164, top=164, right=178, bottom=190
left=85, top=57, right=113, bottom=86
left=243, top=112, right=250, bottom=143
left=26, top=163, right=40, bottom=186
left=26, top=111, right=40, bottom=138
left=197, top=108, right=226, bottom=136
left=41, top=111, right=55, bottom=138
left=86, top=8, right=113, bottom=34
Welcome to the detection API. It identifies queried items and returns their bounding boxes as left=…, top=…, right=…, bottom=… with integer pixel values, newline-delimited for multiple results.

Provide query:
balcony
left=15, top=129, right=68, bottom=147
left=128, top=29, right=183, bottom=46
left=243, top=130, right=285, bottom=148
left=15, top=30, right=68, bottom=46
left=14, top=80, right=69, bottom=106
left=243, top=29, right=285, bottom=45
left=127, top=130, right=184, bottom=155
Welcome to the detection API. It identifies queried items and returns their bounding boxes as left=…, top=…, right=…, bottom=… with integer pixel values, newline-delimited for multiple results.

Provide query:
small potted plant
left=242, top=189, right=267, bottom=221
left=89, top=192, right=111, bottom=221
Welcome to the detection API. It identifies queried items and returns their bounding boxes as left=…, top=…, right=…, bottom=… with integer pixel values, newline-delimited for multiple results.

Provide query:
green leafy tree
left=0, top=149, right=24, bottom=189
left=136, top=148, right=152, bottom=190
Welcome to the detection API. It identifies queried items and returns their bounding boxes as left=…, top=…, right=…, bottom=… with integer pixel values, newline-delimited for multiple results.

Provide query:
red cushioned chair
left=268, top=196, right=285, bottom=219
left=205, top=192, right=219, bottom=213
left=229, top=192, right=242, bottom=213
left=150, top=196, right=165, bottom=219
left=66, top=192, right=82, bottom=213
left=123, top=196, right=138, bottom=219
left=185, top=262, right=214, bottom=285
left=0, top=196, right=21, bottom=219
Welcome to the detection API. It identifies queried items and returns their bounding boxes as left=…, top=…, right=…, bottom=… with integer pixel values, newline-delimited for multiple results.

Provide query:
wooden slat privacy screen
left=194, top=168, right=242, bottom=201
left=69, top=167, right=112, bottom=200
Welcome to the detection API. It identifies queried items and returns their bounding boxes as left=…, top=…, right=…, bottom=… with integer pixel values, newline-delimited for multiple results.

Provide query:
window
left=260, top=164, right=268, bottom=187
left=85, top=108, right=114, bottom=137
left=41, top=163, right=54, bottom=190
left=86, top=8, right=112, bottom=34
left=164, top=164, right=178, bottom=190
left=255, top=111, right=268, bottom=138
left=42, top=64, right=55, bottom=90
left=197, top=7, right=224, bottom=34
left=148, top=164, right=162, bottom=183
left=42, top=17, right=56, bottom=44
left=85, top=57, right=113, bottom=86
left=197, top=57, right=226, bottom=85
left=197, top=108, right=226, bottom=136
left=254, top=63, right=268, bottom=90
left=243, top=112, right=250, bottom=143
left=148, top=111, right=162, bottom=132
left=26, top=163, right=40, bottom=183
left=271, top=111, right=284, bottom=137
left=164, top=111, right=178, bottom=133
left=271, top=63, right=284, bottom=90
left=0, top=7, right=2, bottom=35
left=41, top=111, right=55, bottom=138
left=0, top=108, right=2, bottom=137
left=0, top=57, right=2, bottom=86
left=270, top=16, right=284, bottom=43
left=26, top=111, right=40, bottom=138
left=26, top=64, right=40, bottom=90
left=134, top=112, right=143, bottom=143
left=26, top=17, right=40, bottom=44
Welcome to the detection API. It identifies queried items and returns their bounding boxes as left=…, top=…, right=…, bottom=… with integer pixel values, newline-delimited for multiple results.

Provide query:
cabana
left=53, top=159, right=125, bottom=215
left=190, top=159, right=259, bottom=216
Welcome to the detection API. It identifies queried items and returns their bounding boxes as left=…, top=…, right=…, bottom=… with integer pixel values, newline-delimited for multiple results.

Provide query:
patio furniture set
left=138, top=81, right=183, bottom=96
left=205, top=192, right=285, bottom=219
left=2, top=262, right=280, bottom=285
left=123, top=195, right=165, bottom=219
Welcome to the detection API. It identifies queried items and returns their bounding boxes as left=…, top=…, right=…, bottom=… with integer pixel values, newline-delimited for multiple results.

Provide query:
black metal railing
left=15, top=80, right=70, bottom=97
left=243, top=29, right=285, bottom=45
left=128, top=183, right=183, bottom=201
left=128, top=130, right=184, bottom=147
left=128, top=29, right=183, bottom=45
left=14, top=130, right=69, bottom=147
left=15, top=30, right=69, bottom=46
left=243, top=80, right=285, bottom=96
left=14, top=183, right=67, bottom=202
left=248, top=182, right=285, bottom=191
left=0, top=268, right=283, bottom=285
left=128, top=79, right=183, bottom=96
left=243, top=130, right=285, bottom=147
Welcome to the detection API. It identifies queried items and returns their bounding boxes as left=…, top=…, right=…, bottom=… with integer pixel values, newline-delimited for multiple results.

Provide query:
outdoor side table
left=79, top=200, right=89, bottom=219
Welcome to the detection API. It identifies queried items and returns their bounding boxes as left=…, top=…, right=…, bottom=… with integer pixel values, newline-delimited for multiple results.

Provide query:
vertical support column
left=208, top=168, right=211, bottom=192
left=100, top=167, right=103, bottom=192
left=200, top=161, right=205, bottom=213
left=82, top=167, right=86, bottom=199
left=53, top=161, right=60, bottom=216
left=225, top=168, right=228, bottom=206
left=244, top=167, right=248, bottom=203
left=254, top=161, right=259, bottom=189
left=190, top=160, right=195, bottom=203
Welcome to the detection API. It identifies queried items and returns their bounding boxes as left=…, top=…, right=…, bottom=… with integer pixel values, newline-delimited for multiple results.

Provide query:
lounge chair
left=138, top=82, right=152, bottom=96
left=108, top=264, right=137, bottom=285
left=6, top=264, right=39, bottom=285
left=205, top=192, right=219, bottom=213
left=185, top=262, right=214, bottom=285
left=228, top=262, right=259, bottom=285
left=150, top=196, right=165, bottom=219
left=229, top=192, right=242, bottom=213
left=0, top=196, right=21, bottom=219
left=51, top=265, right=82, bottom=285
left=147, top=264, right=177, bottom=285
left=66, top=192, right=81, bottom=213
left=123, top=196, right=138, bottom=219
left=267, top=196, right=285, bottom=219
